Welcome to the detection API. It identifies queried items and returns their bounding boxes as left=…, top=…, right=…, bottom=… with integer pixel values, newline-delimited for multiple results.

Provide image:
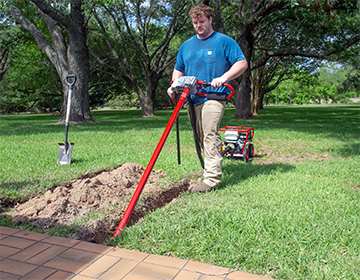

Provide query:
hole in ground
left=4, top=163, right=200, bottom=244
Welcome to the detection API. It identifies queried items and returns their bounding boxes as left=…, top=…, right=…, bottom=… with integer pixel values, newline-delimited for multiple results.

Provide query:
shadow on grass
left=68, top=157, right=86, bottom=165
left=1, top=105, right=359, bottom=164
left=341, top=142, right=360, bottom=157
left=2, top=104, right=359, bottom=136
left=220, top=160, right=295, bottom=189
left=0, top=179, right=43, bottom=207
left=0, top=109, right=190, bottom=137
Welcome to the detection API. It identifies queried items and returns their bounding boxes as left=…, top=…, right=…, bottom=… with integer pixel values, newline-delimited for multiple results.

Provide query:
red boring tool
left=113, top=76, right=234, bottom=237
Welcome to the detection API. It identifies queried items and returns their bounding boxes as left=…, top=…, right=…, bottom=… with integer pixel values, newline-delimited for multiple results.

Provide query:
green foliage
left=0, top=42, right=62, bottom=114
left=267, top=63, right=355, bottom=105
left=343, top=68, right=360, bottom=95
left=318, top=63, right=358, bottom=101
left=106, top=91, right=139, bottom=109
left=243, top=0, right=360, bottom=110
left=0, top=1, right=64, bottom=114
left=329, top=41, right=360, bottom=97
left=2, top=0, right=359, bottom=115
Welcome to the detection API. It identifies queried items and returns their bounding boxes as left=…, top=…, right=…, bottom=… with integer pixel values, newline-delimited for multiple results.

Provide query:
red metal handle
left=225, top=83, right=234, bottom=99
left=196, top=80, right=234, bottom=99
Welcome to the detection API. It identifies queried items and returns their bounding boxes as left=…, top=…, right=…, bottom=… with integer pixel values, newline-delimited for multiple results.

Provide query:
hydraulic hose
left=187, top=96, right=204, bottom=169
left=175, top=93, right=181, bottom=165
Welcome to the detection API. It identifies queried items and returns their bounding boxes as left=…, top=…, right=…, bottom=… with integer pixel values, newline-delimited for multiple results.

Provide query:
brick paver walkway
left=0, top=226, right=273, bottom=280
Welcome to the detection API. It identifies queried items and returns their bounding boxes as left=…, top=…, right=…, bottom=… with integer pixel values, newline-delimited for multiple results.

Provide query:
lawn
left=1, top=104, right=359, bottom=279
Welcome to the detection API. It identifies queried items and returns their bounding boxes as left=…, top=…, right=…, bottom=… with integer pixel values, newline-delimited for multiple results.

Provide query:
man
left=167, top=4, right=248, bottom=193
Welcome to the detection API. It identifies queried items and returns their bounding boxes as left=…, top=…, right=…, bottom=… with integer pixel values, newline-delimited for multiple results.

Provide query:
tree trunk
left=132, top=80, right=155, bottom=118
left=234, top=30, right=254, bottom=119
left=253, top=86, right=262, bottom=115
left=143, top=76, right=159, bottom=117
left=251, top=66, right=270, bottom=114
left=0, top=49, right=9, bottom=82
left=9, top=0, right=92, bottom=123
left=233, top=69, right=254, bottom=119
left=259, top=94, right=265, bottom=110
left=60, top=11, right=91, bottom=122
left=140, top=95, right=155, bottom=118
left=212, top=0, right=225, bottom=34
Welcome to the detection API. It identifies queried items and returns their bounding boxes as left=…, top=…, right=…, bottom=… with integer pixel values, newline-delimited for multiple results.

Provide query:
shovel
left=57, top=74, right=76, bottom=165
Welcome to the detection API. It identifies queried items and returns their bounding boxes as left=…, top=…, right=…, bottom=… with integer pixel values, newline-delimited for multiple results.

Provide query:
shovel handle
left=66, top=74, right=77, bottom=87
left=65, top=75, right=76, bottom=125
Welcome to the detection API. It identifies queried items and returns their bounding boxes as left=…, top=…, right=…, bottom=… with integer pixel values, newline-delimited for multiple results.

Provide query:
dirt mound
left=9, top=162, right=200, bottom=243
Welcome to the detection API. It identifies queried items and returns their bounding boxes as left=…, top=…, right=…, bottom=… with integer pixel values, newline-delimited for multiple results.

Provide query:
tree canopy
left=1, top=0, right=359, bottom=117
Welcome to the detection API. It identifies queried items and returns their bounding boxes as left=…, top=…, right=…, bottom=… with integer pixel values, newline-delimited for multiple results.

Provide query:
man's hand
left=211, top=60, right=248, bottom=89
left=167, top=87, right=175, bottom=99
left=211, top=76, right=228, bottom=89
left=168, top=69, right=185, bottom=99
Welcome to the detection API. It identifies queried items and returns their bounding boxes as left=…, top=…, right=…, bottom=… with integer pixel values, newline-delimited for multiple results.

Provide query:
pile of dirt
left=9, top=162, right=200, bottom=243
left=6, top=148, right=333, bottom=244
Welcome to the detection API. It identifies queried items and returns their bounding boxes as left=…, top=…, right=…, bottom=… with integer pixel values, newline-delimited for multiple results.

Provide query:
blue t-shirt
left=175, top=31, right=246, bottom=106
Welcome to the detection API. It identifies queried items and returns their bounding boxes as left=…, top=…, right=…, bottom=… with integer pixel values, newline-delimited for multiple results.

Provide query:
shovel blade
left=57, top=143, right=74, bottom=165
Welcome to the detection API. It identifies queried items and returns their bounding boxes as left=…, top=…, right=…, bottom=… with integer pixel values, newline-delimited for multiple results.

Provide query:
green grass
left=1, top=104, right=360, bottom=279
left=0, top=109, right=200, bottom=201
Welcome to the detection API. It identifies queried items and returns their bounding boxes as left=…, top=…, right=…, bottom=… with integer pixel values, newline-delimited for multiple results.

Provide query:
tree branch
left=31, top=0, right=70, bottom=27
left=253, top=35, right=360, bottom=69
left=9, top=6, right=57, bottom=65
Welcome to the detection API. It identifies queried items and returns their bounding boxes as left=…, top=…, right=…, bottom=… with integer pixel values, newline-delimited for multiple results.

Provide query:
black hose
left=187, top=96, right=204, bottom=169
left=175, top=93, right=181, bottom=165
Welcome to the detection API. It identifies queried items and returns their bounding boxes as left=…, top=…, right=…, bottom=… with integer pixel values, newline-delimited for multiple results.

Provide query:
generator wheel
left=249, top=144, right=254, bottom=158
left=242, top=147, right=249, bottom=162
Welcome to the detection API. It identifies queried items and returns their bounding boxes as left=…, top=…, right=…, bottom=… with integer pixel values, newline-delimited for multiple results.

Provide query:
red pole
left=113, top=88, right=190, bottom=237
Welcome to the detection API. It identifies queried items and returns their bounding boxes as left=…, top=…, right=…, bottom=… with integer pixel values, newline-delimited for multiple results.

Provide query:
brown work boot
left=189, top=182, right=212, bottom=193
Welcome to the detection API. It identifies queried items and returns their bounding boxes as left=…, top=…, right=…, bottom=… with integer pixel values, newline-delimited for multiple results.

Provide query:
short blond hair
left=189, top=4, right=213, bottom=19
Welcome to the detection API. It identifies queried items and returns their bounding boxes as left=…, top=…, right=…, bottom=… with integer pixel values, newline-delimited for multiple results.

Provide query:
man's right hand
left=167, top=87, right=175, bottom=99
left=168, top=69, right=185, bottom=99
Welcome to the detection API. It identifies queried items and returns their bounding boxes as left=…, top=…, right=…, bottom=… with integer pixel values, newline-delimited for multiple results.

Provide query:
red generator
left=219, top=126, right=255, bottom=162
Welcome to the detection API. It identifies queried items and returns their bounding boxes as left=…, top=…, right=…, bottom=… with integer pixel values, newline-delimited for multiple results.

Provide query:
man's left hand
left=211, top=77, right=227, bottom=89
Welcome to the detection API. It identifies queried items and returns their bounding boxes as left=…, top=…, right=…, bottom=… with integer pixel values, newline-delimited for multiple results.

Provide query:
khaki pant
left=189, top=100, right=226, bottom=187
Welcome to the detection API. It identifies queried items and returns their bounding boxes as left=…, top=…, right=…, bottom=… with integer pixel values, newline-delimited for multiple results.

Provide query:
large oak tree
left=238, top=0, right=359, bottom=117
left=9, top=0, right=92, bottom=122
left=90, top=0, right=189, bottom=117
